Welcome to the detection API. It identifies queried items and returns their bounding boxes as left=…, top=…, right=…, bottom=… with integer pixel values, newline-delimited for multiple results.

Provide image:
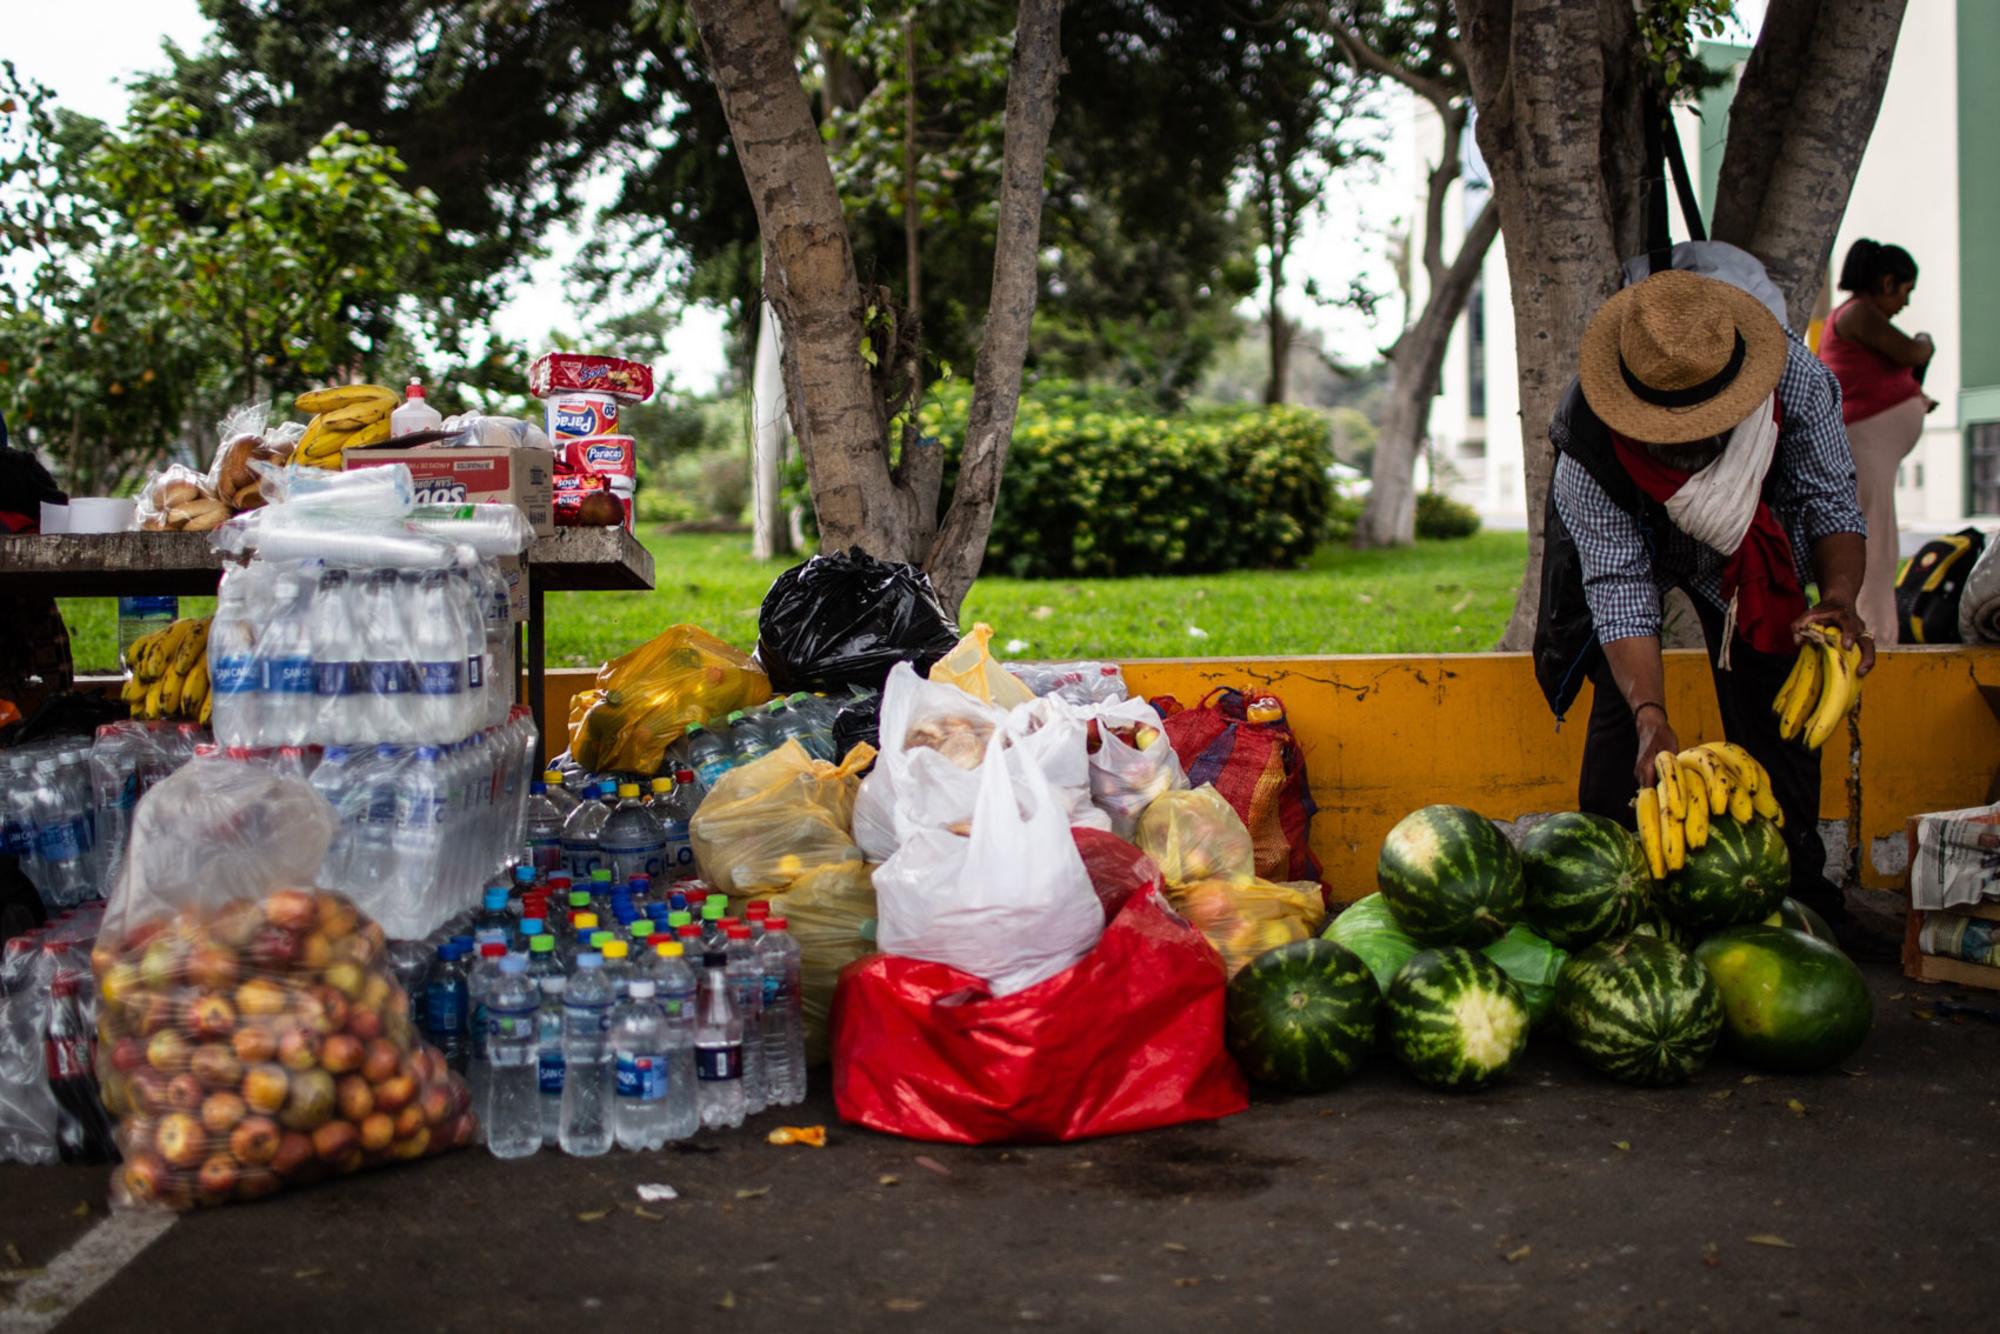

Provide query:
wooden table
left=0, top=526, right=655, bottom=744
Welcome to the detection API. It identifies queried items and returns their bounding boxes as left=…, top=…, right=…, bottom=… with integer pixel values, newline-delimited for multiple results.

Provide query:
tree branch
left=1323, top=9, right=1458, bottom=111
left=924, top=0, right=1065, bottom=612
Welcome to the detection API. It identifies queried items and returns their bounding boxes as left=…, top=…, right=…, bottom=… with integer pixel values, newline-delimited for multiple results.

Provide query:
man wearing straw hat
left=1533, top=268, right=1873, bottom=936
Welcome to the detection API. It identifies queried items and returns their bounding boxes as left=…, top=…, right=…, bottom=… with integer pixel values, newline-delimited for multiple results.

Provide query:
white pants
left=1848, top=395, right=1927, bottom=645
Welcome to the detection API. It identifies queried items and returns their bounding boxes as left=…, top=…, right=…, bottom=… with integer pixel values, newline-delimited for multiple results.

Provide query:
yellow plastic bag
left=567, top=624, right=770, bottom=774
left=689, top=740, right=877, bottom=893
left=1135, top=785, right=1255, bottom=885
left=765, top=860, right=877, bottom=1065
left=927, top=623, right=1034, bottom=709
left=1166, top=876, right=1326, bottom=976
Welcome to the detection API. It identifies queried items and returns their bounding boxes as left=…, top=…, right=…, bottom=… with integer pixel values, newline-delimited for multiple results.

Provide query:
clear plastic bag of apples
left=91, top=754, right=474, bottom=1210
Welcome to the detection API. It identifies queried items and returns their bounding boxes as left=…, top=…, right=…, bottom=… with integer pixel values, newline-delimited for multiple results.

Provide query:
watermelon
left=1519, top=812, right=1651, bottom=949
left=1225, top=939, right=1380, bottom=1091
left=1482, top=924, right=1569, bottom=1026
left=1629, top=901, right=1695, bottom=951
left=1694, top=925, right=1872, bottom=1073
left=1555, top=934, right=1722, bottom=1085
left=1763, top=896, right=1837, bottom=946
left=1657, top=817, right=1788, bottom=932
left=1376, top=805, right=1524, bottom=947
left=1323, top=893, right=1420, bottom=992
left=1384, top=947, right=1530, bottom=1091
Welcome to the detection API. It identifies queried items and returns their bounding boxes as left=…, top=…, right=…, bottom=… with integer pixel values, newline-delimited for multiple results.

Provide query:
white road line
left=0, top=1209, right=175, bottom=1333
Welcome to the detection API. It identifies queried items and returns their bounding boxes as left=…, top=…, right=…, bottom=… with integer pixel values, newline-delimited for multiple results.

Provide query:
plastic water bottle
left=699, top=896, right=727, bottom=952
left=599, top=783, right=666, bottom=883
left=758, top=918, right=807, bottom=1106
left=361, top=569, right=414, bottom=742
left=600, top=938, right=635, bottom=1000
left=727, top=709, right=773, bottom=766
left=467, top=940, right=508, bottom=1130
left=724, top=924, right=766, bottom=1115
left=484, top=955, right=542, bottom=1159
left=208, top=567, right=261, bottom=747
left=683, top=724, right=732, bottom=792
left=526, top=932, right=564, bottom=982
left=394, top=747, right=446, bottom=903
left=117, top=595, right=178, bottom=663
left=348, top=746, right=399, bottom=888
left=308, top=746, right=360, bottom=885
left=392, top=376, right=443, bottom=436
left=24, top=761, right=90, bottom=907
left=535, top=974, right=567, bottom=1147
left=309, top=568, right=363, bottom=742
left=559, top=780, right=613, bottom=882
left=447, top=561, right=488, bottom=734
left=611, top=978, right=671, bottom=1151
left=769, top=697, right=828, bottom=761
left=410, top=570, right=468, bottom=742
left=259, top=572, right=316, bottom=747
left=653, top=943, right=700, bottom=1141
left=695, top=951, right=745, bottom=1130
left=542, top=769, right=580, bottom=820
left=654, top=773, right=697, bottom=880
left=558, top=953, right=616, bottom=1156
left=644, top=777, right=673, bottom=820
left=423, top=942, right=470, bottom=1073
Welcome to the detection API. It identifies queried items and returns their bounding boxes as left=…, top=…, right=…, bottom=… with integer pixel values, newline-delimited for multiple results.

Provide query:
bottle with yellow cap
left=653, top=940, right=700, bottom=1141
left=600, top=937, right=635, bottom=1000
left=600, top=780, right=668, bottom=884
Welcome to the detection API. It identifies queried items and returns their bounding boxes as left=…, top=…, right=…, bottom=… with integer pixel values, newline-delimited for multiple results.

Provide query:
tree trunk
left=923, top=0, right=1064, bottom=612
left=1709, top=0, right=1908, bottom=323
left=1264, top=304, right=1290, bottom=406
left=1459, top=0, right=1649, bottom=649
left=1355, top=196, right=1501, bottom=546
left=688, top=0, right=911, bottom=559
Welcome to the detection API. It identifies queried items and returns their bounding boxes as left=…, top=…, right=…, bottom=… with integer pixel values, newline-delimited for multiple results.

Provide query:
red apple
left=155, top=1111, right=206, bottom=1169
left=321, top=1034, right=364, bottom=1076
left=128, top=1069, right=171, bottom=1116
left=188, top=947, right=239, bottom=993
left=229, top=1115, right=280, bottom=1167
left=120, top=1111, right=159, bottom=1156
left=121, top=1150, right=170, bottom=1203
left=372, top=1073, right=417, bottom=1115
left=145, top=1028, right=190, bottom=1074
left=360, top=1039, right=400, bottom=1084
left=269, top=1130, right=315, bottom=1178
left=334, top=1073, right=374, bottom=1122
left=138, top=938, right=187, bottom=990
left=358, top=1112, right=395, bottom=1153
left=241, top=1063, right=289, bottom=1114
left=188, top=994, right=236, bottom=1041
left=418, top=1082, right=452, bottom=1128
left=311, top=1119, right=358, bottom=1162
left=263, top=888, right=316, bottom=933
left=334, top=933, right=381, bottom=969
left=164, top=1073, right=204, bottom=1112
left=234, top=1167, right=281, bottom=1201
left=135, top=992, right=179, bottom=1037
left=299, top=933, right=333, bottom=971
left=392, top=1104, right=425, bottom=1140
left=315, top=893, right=359, bottom=937
left=196, top=1154, right=238, bottom=1201
left=389, top=1128, right=430, bottom=1160
left=277, top=1028, right=321, bottom=1073
left=189, top=1042, right=242, bottom=1090
left=246, top=926, right=302, bottom=973
left=311, top=985, right=350, bottom=1033
left=110, top=1036, right=146, bottom=1075
left=201, top=1090, right=247, bottom=1135
left=346, top=1003, right=384, bottom=1043
left=278, top=1068, right=335, bottom=1131
left=235, top=978, right=288, bottom=1018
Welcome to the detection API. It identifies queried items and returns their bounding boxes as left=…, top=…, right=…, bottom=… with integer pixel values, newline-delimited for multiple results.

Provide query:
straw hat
left=1579, top=269, right=1787, bottom=443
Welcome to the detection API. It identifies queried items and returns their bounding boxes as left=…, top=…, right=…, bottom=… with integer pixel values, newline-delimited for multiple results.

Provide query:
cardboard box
left=344, top=445, right=554, bottom=536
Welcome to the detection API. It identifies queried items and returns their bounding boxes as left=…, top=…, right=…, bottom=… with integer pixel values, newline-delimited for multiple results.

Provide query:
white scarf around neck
left=1662, top=393, right=1779, bottom=556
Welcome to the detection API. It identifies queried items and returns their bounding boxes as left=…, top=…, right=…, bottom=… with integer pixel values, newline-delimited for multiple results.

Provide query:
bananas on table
left=1634, top=741, right=1782, bottom=880
left=1773, top=624, right=1863, bottom=751
left=295, top=383, right=398, bottom=469
left=122, top=616, right=213, bottom=725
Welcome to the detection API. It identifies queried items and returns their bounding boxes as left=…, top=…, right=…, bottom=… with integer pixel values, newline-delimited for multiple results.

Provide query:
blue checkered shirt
left=1553, top=337, right=1867, bottom=644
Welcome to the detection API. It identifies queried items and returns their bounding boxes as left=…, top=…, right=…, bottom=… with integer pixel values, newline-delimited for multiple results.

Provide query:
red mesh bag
left=1160, top=688, right=1322, bottom=889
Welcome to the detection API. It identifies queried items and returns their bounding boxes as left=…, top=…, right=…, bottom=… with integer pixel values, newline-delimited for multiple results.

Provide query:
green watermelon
left=1762, top=897, right=1837, bottom=946
left=1323, top=893, right=1420, bottom=992
left=1384, top=947, right=1530, bottom=1091
left=1694, top=925, right=1872, bottom=1073
left=1629, top=901, right=1695, bottom=951
left=1657, top=817, right=1788, bottom=933
left=1555, top=934, right=1723, bottom=1085
left=1376, top=805, right=1524, bottom=947
left=1482, top=924, right=1569, bottom=1027
left=1519, top=812, right=1651, bottom=949
left=1225, top=939, right=1380, bottom=1091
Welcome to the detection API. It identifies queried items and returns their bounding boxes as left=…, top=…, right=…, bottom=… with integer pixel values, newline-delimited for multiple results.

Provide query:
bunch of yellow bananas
left=1634, top=741, right=1783, bottom=879
left=120, top=616, right=213, bottom=725
left=295, top=384, right=398, bottom=469
left=1773, top=624, right=1863, bottom=750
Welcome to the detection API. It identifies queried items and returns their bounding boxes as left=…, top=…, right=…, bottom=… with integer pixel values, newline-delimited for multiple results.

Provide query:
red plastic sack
left=1161, top=687, right=1322, bottom=889
left=830, top=828, right=1247, bottom=1143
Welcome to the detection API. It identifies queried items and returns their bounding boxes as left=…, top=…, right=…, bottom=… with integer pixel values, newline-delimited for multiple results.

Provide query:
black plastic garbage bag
left=755, top=548, right=961, bottom=695
left=830, top=692, right=882, bottom=770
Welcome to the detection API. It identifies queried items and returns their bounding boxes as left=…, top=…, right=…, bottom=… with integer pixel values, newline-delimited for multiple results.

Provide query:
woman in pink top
left=1818, top=239, right=1935, bottom=644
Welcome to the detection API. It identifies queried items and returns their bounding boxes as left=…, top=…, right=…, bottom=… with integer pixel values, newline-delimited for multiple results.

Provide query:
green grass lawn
left=59, top=528, right=1529, bottom=672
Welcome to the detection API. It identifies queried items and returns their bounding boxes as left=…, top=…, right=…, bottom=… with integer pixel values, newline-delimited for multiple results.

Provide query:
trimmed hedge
left=1416, top=491, right=1481, bottom=540
left=925, top=383, right=1332, bottom=578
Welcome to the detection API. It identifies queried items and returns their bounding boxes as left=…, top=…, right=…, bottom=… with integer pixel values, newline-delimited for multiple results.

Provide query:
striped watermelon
left=1694, top=925, right=1872, bottom=1073
left=1658, top=817, right=1788, bottom=933
left=1762, top=897, right=1836, bottom=946
left=1519, top=813, right=1650, bottom=949
left=1225, top=939, right=1379, bottom=1091
left=1384, top=947, right=1530, bottom=1091
left=1629, top=901, right=1695, bottom=952
left=1555, top=934, right=1723, bottom=1085
left=1376, top=805, right=1524, bottom=947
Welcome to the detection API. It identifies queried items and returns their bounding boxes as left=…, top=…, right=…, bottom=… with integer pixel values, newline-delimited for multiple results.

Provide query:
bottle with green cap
left=700, top=895, right=728, bottom=952
left=527, top=932, right=564, bottom=982
left=728, top=708, right=775, bottom=765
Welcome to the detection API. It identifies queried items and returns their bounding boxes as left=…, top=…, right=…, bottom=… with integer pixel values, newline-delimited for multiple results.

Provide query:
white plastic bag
left=1079, top=695, right=1186, bottom=839
left=873, top=730, right=1103, bottom=995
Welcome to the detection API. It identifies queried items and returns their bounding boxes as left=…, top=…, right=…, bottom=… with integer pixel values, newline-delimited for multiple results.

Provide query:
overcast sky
left=12, top=1, right=1764, bottom=396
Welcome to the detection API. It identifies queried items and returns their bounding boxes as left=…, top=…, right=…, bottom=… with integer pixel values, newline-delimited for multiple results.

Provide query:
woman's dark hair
left=1839, top=238, right=1918, bottom=294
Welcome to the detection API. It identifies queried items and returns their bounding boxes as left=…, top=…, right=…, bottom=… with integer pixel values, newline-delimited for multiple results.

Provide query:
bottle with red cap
left=391, top=376, right=443, bottom=437
left=723, top=924, right=765, bottom=1116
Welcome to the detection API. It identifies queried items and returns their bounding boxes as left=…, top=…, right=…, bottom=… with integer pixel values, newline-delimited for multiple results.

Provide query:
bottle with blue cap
left=422, top=941, right=470, bottom=1073
left=474, top=885, right=512, bottom=938
left=485, top=954, right=543, bottom=1159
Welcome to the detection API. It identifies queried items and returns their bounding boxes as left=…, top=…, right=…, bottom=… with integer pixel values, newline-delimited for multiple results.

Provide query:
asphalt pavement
left=3, top=947, right=1998, bottom=1333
